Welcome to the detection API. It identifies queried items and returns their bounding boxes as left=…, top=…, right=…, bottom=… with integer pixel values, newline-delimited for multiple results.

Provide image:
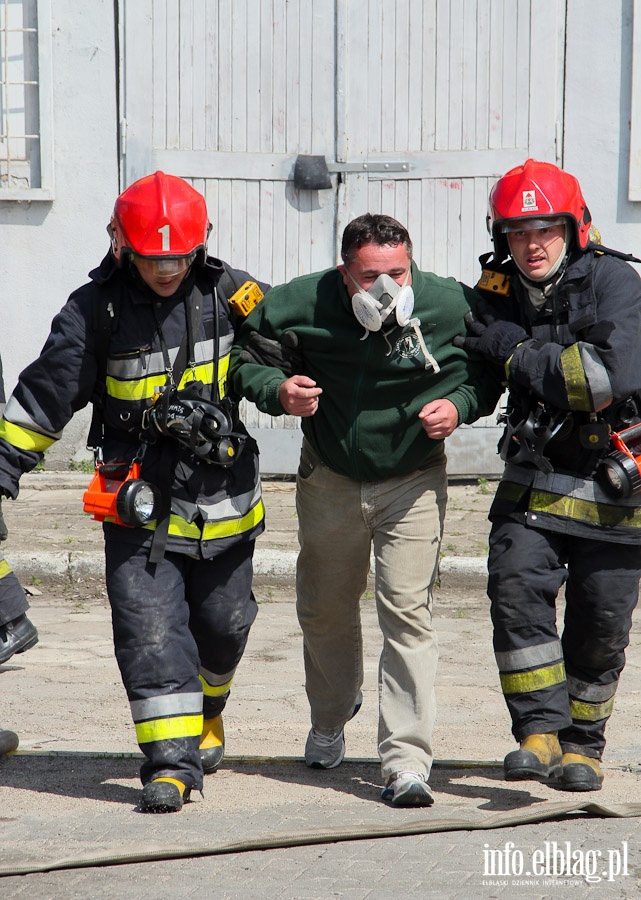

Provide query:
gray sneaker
left=304, top=692, right=363, bottom=769
left=381, top=771, right=435, bottom=807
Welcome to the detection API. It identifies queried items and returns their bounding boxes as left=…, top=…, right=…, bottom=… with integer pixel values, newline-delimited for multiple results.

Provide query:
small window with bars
left=0, top=0, right=53, bottom=200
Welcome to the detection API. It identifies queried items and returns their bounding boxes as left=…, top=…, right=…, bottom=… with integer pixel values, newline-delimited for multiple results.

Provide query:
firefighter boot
left=140, top=777, right=190, bottom=813
left=560, top=753, right=604, bottom=792
left=200, top=715, right=224, bottom=774
left=0, top=614, right=39, bottom=665
left=504, top=733, right=563, bottom=781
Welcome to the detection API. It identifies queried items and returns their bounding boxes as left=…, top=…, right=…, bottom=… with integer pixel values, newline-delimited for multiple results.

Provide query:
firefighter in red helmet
left=456, top=159, right=641, bottom=792
left=0, top=172, right=269, bottom=812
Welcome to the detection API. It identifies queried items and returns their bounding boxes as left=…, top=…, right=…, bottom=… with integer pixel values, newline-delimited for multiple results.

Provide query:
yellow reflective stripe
left=500, top=661, right=566, bottom=695
left=135, top=714, right=203, bottom=745
left=0, top=419, right=56, bottom=453
left=201, top=498, right=265, bottom=541
left=167, top=515, right=202, bottom=539
left=178, top=356, right=230, bottom=397
left=0, top=559, right=11, bottom=579
left=106, top=372, right=167, bottom=402
left=530, top=490, right=641, bottom=528
left=199, top=674, right=233, bottom=697
left=570, top=697, right=615, bottom=722
left=560, top=344, right=591, bottom=411
left=107, top=355, right=232, bottom=403
left=130, top=502, right=264, bottom=541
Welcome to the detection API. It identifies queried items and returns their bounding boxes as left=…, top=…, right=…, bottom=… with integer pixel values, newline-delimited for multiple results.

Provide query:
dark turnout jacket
left=0, top=253, right=267, bottom=558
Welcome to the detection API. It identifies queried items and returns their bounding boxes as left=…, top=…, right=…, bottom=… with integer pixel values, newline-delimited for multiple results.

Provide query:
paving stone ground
left=1, top=475, right=640, bottom=898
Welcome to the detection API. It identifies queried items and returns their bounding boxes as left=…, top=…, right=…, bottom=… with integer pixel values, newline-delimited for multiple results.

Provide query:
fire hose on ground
left=0, top=744, right=639, bottom=878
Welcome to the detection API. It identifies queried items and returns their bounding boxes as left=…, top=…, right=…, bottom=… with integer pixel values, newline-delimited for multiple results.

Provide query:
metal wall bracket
left=293, top=154, right=411, bottom=189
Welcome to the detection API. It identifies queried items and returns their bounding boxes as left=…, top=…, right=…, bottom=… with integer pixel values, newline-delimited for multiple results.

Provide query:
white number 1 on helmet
left=158, top=224, right=171, bottom=251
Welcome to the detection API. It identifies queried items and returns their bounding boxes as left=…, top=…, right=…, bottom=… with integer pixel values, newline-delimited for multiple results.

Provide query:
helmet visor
left=499, top=216, right=567, bottom=234
left=131, top=252, right=196, bottom=278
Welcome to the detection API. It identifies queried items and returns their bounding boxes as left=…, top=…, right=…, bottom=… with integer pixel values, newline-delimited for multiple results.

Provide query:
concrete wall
left=0, top=0, right=118, bottom=468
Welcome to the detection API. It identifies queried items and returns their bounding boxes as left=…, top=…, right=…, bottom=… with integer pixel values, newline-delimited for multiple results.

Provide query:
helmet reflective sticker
left=158, top=223, right=171, bottom=251
left=521, top=190, right=537, bottom=212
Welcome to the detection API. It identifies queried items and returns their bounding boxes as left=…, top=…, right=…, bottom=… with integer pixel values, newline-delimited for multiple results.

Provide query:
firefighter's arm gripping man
left=464, top=257, right=641, bottom=416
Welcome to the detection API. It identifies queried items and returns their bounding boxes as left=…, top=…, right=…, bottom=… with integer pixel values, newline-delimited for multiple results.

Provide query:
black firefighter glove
left=238, top=330, right=304, bottom=377
left=0, top=498, right=7, bottom=542
left=453, top=312, right=530, bottom=364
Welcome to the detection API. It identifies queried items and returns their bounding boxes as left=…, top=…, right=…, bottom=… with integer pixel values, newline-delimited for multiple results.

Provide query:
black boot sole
left=560, top=764, right=603, bottom=792
left=504, top=750, right=562, bottom=781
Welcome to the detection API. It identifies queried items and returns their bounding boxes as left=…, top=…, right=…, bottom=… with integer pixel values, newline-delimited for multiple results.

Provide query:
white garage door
left=118, top=0, right=566, bottom=475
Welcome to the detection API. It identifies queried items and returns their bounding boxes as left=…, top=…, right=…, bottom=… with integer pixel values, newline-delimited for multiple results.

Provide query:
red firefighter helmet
left=487, top=159, right=592, bottom=260
left=109, top=171, right=210, bottom=263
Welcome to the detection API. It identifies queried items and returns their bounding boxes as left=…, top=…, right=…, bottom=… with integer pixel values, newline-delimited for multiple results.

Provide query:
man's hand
left=453, top=312, right=529, bottom=363
left=238, top=330, right=304, bottom=377
left=278, top=375, right=322, bottom=417
left=418, top=399, right=459, bottom=439
left=0, top=498, right=8, bottom=542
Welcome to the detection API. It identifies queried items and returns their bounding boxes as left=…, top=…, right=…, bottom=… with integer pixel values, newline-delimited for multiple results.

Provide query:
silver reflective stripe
left=3, top=396, right=62, bottom=439
left=579, top=343, right=613, bottom=411
left=495, top=639, right=563, bottom=673
left=200, top=666, right=236, bottom=687
left=566, top=675, right=617, bottom=703
left=107, top=348, right=167, bottom=379
left=170, top=483, right=262, bottom=526
left=129, top=691, right=203, bottom=722
left=199, top=483, right=263, bottom=522
left=107, top=337, right=232, bottom=380
left=218, top=334, right=234, bottom=357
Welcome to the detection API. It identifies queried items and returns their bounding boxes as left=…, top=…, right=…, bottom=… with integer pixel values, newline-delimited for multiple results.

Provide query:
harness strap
left=148, top=287, right=205, bottom=564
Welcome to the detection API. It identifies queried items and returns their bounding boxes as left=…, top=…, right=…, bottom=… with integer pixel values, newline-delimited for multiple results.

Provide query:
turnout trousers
left=295, top=438, right=446, bottom=782
left=105, top=538, right=257, bottom=790
left=0, top=549, right=29, bottom=627
left=488, top=515, right=641, bottom=759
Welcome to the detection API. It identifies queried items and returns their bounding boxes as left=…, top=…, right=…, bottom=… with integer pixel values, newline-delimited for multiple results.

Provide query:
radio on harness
left=227, top=281, right=264, bottom=318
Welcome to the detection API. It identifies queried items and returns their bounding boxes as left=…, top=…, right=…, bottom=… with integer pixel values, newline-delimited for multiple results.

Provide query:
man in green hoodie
left=230, top=214, right=501, bottom=806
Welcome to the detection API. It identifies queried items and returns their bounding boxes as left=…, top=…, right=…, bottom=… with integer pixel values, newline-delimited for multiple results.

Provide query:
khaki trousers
left=295, top=439, right=447, bottom=780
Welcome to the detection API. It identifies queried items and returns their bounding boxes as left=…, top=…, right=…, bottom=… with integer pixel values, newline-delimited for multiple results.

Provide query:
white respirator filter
left=350, top=272, right=414, bottom=332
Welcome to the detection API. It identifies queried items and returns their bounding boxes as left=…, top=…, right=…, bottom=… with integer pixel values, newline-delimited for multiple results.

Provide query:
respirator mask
left=345, top=267, right=440, bottom=372
left=348, top=271, right=414, bottom=333
left=143, top=381, right=246, bottom=466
